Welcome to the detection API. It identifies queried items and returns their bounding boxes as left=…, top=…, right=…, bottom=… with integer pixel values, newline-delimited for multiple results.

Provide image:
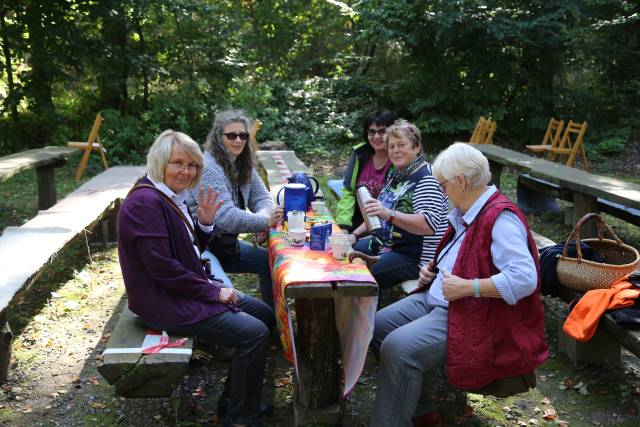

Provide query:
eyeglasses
left=223, top=132, right=250, bottom=141
left=367, top=128, right=386, bottom=137
left=168, top=161, right=199, bottom=173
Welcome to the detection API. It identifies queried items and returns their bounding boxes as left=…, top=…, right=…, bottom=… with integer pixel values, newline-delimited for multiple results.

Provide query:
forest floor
left=0, top=144, right=640, bottom=426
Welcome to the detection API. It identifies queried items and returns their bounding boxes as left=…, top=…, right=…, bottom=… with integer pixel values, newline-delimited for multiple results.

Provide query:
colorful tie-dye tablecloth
left=269, top=228, right=378, bottom=396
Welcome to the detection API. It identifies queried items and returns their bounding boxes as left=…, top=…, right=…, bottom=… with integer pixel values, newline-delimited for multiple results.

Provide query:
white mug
left=288, top=228, right=306, bottom=246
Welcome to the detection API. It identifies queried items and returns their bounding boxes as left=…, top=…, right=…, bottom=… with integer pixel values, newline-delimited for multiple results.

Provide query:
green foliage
left=0, top=0, right=638, bottom=160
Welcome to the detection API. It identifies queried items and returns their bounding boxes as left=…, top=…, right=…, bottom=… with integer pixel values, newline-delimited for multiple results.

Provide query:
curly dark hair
left=203, top=109, right=256, bottom=188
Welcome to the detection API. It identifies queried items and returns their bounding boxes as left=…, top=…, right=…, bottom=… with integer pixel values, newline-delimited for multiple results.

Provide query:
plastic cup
left=288, top=210, right=306, bottom=230
left=311, top=200, right=326, bottom=214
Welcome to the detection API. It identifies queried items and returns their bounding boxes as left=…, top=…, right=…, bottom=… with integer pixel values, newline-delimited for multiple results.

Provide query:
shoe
left=412, top=410, right=441, bottom=427
left=217, top=395, right=273, bottom=419
left=348, top=251, right=380, bottom=269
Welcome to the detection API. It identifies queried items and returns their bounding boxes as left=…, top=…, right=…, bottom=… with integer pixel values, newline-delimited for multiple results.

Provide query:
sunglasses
left=223, top=132, right=250, bottom=141
left=367, top=128, right=387, bottom=137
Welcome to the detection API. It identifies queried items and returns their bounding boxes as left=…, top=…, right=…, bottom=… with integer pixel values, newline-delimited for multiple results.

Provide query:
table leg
left=35, top=159, right=66, bottom=210
left=293, top=297, right=341, bottom=425
left=488, top=161, right=503, bottom=190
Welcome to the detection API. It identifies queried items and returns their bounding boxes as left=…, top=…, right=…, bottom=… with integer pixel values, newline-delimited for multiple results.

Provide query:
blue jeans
left=142, top=294, right=274, bottom=425
left=353, top=237, right=420, bottom=290
left=206, top=240, right=274, bottom=308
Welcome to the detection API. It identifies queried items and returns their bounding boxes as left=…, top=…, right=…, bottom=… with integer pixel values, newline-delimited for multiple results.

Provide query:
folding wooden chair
left=546, top=120, right=589, bottom=171
left=250, top=118, right=262, bottom=152
left=526, top=117, right=564, bottom=159
left=469, top=116, right=497, bottom=145
left=68, top=113, right=108, bottom=180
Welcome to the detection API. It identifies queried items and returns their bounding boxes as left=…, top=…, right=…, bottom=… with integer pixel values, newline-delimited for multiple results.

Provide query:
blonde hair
left=384, top=119, right=423, bottom=153
left=146, top=129, right=203, bottom=189
left=432, top=142, right=491, bottom=190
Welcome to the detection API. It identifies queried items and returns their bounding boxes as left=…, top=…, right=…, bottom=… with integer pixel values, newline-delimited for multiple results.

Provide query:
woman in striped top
left=348, top=120, right=448, bottom=291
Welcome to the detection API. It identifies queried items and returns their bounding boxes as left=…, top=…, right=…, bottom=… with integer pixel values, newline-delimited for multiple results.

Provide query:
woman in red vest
left=371, top=143, right=547, bottom=427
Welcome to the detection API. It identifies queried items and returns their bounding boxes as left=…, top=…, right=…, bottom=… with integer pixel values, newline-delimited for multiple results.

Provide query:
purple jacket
left=117, top=177, right=229, bottom=325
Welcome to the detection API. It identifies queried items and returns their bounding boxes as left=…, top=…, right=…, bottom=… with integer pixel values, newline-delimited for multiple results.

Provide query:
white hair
left=432, top=142, right=491, bottom=190
left=146, top=129, right=203, bottom=189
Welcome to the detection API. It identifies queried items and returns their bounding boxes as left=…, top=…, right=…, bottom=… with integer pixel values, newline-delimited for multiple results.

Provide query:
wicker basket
left=556, top=213, right=640, bottom=292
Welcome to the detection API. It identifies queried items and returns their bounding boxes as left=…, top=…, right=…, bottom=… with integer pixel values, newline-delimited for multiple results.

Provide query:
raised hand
left=196, top=186, right=222, bottom=226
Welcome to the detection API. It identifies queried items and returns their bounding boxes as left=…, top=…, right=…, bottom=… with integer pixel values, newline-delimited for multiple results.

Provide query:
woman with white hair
left=189, top=109, right=282, bottom=308
left=118, top=130, right=274, bottom=427
left=370, top=142, right=547, bottom=426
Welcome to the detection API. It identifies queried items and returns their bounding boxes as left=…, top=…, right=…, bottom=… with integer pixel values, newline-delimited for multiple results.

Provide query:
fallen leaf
left=192, top=386, right=206, bottom=397
left=542, top=408, right=557, bottom=420
left=87, top=377, right=100, bottom=386
left=90, top=402, right=106, bottom=409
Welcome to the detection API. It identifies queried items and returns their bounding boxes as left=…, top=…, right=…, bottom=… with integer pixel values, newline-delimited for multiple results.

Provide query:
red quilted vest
left=434, top=191, right=548, bottom=389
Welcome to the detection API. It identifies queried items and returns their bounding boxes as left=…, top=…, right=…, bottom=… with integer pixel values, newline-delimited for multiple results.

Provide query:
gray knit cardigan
left=187, top=151, right=274, bottom=234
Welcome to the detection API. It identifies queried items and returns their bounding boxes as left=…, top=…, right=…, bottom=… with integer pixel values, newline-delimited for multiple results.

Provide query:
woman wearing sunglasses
left=370, top=143, right=547, bottom=426
left=335, top=110, right=397, bottom=232
left=188, top=109, right=282, bottom=309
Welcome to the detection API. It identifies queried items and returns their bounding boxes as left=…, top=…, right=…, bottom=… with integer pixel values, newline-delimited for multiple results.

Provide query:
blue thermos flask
left=276, top=183, right=308, bottom=221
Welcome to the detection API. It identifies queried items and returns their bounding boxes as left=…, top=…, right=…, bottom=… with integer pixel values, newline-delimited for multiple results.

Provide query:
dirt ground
left=1, top=142, right=640, bottom=426
left=0, top=237, right=639, bottom=427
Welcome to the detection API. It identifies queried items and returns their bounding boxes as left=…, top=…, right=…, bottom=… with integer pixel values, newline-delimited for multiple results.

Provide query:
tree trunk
left=133, top=8, right=149, bottom=110
left=0, top=9, right=19, bottom=125
left=98, top=0, right=129, bottom=112
left=24, top=0, right=56, bottom=146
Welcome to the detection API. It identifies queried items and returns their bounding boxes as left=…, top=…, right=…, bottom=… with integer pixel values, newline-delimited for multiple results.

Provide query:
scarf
left=381, top=155, right=425, bottom=195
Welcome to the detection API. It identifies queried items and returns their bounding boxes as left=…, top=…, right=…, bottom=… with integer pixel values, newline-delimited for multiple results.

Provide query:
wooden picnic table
left=276, top=260, right=377, bottom=425
left=469, top=144, right=640, bottom=236
left=0, top=146, right=78, bottom=210
left=257, top=149, right=378, bottom=425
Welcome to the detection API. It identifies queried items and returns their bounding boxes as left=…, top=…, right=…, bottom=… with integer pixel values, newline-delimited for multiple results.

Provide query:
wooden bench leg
left=566, top=194, right=598, bottom=236
left=0, top=321, right=13, bottom=383
left=36, top=160, right=66, bottom=210
left=293, top=297, right=341, bottom=426
left=558, top=315, right=621, bottom=366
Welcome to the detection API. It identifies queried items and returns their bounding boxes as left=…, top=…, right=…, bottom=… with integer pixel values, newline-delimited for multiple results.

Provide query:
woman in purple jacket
left=117, top=129, right=274, bottom=427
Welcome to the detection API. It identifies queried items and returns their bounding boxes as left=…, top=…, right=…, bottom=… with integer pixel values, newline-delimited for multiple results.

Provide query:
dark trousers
left=220, top=240, right=274, bottom=308
left=143, top=294, right=274, bottom=424
left=353, top=237, right=420, bottom=291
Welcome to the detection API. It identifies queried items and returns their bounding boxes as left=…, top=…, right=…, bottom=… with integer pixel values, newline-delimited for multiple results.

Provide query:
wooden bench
left=257, top=150, right=377, bottom=426
left=0, top=166, right=144, bottom=382
left=470, top=144, right=640, bottom=237
left=97, top=304, right=193, bottom=397
left=531, top=234, right=640, bottom=366
left=0, top=146, right=78, bottom=210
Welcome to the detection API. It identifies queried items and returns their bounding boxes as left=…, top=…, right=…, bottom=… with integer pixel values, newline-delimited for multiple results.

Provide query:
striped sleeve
left=412, top=175, right=449, bottom=266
